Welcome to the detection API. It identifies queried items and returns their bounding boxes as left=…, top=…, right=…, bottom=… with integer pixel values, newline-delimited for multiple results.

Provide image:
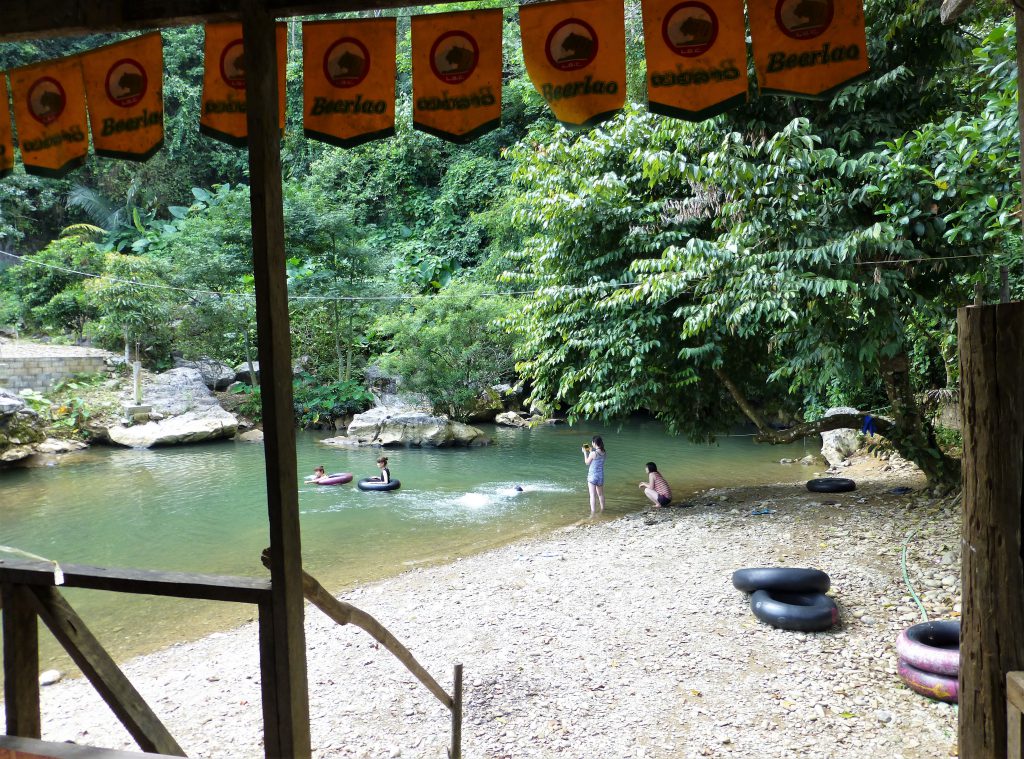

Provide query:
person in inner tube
left=368, top=455, right=391, bottom=483
left=306, top=465, right=326, bottom=483
left=639, top=461, right=672, bottom=508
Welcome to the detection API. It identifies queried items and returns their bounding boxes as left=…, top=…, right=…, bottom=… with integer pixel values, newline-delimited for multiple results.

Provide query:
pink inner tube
left=898, top=658, right=958, bottom=703
left=314, top=472, right=353, bottom=486
left=895, top=621, right=959, bottom=676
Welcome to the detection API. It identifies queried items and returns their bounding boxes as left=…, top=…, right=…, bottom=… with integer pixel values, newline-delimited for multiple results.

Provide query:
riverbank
left=5, top=453, right=959, bottom=758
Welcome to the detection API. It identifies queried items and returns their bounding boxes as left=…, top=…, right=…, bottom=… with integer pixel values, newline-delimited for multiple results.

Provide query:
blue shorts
left=588, top=477, right=604, bottom=486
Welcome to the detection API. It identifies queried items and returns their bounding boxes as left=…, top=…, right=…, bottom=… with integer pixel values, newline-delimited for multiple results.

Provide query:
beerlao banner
left=200, top=22, right=287, bottom=147
left=520, top=0, right=626, bottom=128
left=81, top=32, right=164, bottom=161
left=749, top=0, right=869, bottom=98
left=0, top=75, right=13, bottom=178
left=10, top=58, right=89, bottom=178
left=303, top=18, right=396, bottom=148
left=411, top=9, right=502, bottom=143
left=642, top=0, right=748, bottom=120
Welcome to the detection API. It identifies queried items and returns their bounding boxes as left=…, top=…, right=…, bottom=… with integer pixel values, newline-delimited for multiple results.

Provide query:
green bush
left=292, top=374, right=375, bottom=428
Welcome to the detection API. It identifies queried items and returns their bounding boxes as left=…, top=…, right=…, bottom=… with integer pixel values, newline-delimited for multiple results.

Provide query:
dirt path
left=4, top=455, right=960, bottom=758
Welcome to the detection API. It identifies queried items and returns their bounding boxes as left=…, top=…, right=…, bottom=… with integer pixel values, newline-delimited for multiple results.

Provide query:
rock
left=39, top=669, right=63, bottom=686
left=780, top=458, right=796, bottom=465
left=234, top=361, right=260, bottom=385
left=467, top=386, right=504, bottom=423
left=107, top=408, right=238, bottom=448
left=226, top=381, right=246, bottom=394
left=344, top=406, right=490, bottom=447
left=139, top=368, right=222, bottom=417
left=174, top=357, right=236, bottom=391
left=0, top=388, right=47, bottom=462
left=496, top=411, right=530, bottom=428
left=35, top=438, right=87, bottom=454
left=237, top=429, right=264, bottom=442
left=820, top=407, right=864, bottom=466
left=875, top=710, right=893, bottom=724
left=799, top=455, right=817, bottom=466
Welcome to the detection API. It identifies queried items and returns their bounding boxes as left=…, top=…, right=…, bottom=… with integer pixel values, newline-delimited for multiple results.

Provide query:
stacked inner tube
left=357, top=477, right=401, bottom=492
left=732, top=568, right=838, bottom=632
left=895, top=620, right=959, bottom=703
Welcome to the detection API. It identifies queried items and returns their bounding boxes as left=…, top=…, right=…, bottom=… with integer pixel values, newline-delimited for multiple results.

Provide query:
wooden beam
left=25, top=585, right=186, bottom=757
left=958, top=302, right=1024, bottom=759
left=242, top=3, right=311, bottom=757
left=0, top=558, right=271, bottom=604
left=1010, top=672, right=1024, bottom=758
left=2, top=583, right=41, bottom=739
left=0, top=735, right=184, bottom=759
left=0, top=0, right=452, bottom=41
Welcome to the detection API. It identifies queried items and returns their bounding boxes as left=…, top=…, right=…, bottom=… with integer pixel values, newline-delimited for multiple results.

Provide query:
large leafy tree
left=505, top=8, right=1016, bottom=490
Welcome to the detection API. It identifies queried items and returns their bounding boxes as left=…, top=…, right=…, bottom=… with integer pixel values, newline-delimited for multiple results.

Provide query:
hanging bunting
left=200, top=22, right=287, bottom=147
left=520, top=0, right=626, bottom=128
left=749, top=0, right=868, bottom=98
left=0, top=74, right=13, bottom=178
left=303, top=18, right=396, bottom=148
left=411, top=9, right=502, bottom=143
left=81, top=32, right=164, bottom=161
left=641, top=0, right=748, bottom=120
left=10, top=58, right=89, bottom=178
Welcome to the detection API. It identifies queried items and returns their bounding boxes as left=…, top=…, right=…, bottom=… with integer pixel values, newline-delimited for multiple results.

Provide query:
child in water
left=368, top=456, right=391, bottom=483
left=306, top=465, right=326, bottom=483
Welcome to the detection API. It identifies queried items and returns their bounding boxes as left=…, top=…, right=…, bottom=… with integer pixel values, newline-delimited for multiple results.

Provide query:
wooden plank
left=1011, top=672, right=1024, bottom=711
left=958, top=302, right=1024, bottom=759
left=0, top=735, right=183, bottom=759
left=0, top=0, right=454, bottom=41
left=0, top=558, right=271, bottom=604
left=257, top=600, right=283, bottom=757
left=2, top=584, right=41, bottom=739
left=242, top=3, right=310, bottom=757
left=1012, top=672, right=1024, bottom=759
left=25, top=585, right=186, bottom=757
left=940, top=0, right=975, bottom=24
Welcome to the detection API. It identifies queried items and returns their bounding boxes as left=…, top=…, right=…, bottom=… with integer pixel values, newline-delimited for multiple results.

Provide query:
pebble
left=38, top=669, right=63, bottom=686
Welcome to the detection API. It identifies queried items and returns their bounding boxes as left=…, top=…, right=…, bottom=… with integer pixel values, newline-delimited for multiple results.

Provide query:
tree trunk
left=243, top=319, right=258, bottom=389
left=333, top=301, right=343, bottom=384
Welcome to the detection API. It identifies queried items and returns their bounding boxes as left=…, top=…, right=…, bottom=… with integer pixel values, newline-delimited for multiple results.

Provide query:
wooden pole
left=958, top=301, right=1024, bottom=758
left=450, top=664, right=463, bottom=759
left=241, top=4, right=310, bottom=758
left=2, top=584, right=40, bottom=739
left=1010, top=672, right=1024, bottom=758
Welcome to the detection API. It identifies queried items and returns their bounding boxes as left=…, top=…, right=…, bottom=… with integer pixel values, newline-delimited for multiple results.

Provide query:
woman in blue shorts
left=582, top=435, right=606, bottom=516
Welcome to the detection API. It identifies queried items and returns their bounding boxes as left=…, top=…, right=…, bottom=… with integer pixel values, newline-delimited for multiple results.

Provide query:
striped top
left=651, top=472, right=671, bottom=501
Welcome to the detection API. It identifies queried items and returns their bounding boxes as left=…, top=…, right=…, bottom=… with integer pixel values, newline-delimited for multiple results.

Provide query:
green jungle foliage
left=0, top=2, right=1018, bottom=471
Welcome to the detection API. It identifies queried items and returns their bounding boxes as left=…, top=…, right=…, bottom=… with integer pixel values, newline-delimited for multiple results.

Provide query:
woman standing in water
left=583, top=436, right=606, bottom=516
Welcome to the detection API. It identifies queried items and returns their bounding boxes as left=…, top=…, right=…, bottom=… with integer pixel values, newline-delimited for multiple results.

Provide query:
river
left=1, top=420, right=814, bottom=668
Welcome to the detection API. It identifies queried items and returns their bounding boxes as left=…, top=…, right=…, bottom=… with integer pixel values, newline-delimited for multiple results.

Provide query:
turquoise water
left=1, top=420, right=813, bottom=665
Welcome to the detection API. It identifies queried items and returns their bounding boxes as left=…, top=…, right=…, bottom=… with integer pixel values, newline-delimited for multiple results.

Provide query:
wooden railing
left=1010, top=672, right=1024, bottom=758
left=1, top=555, right=463, bottom=758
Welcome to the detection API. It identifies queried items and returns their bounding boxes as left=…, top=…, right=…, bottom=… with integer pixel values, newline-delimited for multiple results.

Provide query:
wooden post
left=958, top=302, right=1024, bottom=758
left=1009, top=672, right=1024, bottom=758
left=449, top=664, right=463, bottom=759
left=241, top=4, right=311, bottom=758
left=2, top=584, right=41, bottom=739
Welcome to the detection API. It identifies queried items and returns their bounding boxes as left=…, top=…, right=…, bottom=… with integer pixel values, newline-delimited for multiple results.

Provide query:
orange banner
left=303, top=19, right=396, bottom=148
left=520, top=0, right=626, bottom=128
left=749, top=0, right=869, bottom=98
left=10, top=58, right=89, bottom=178
left=200, top=22, right=287, bottom=147
left=0, top=74, right=13, bottom=178
left=642, top=0, right=748, bottom=120
left=81, top=32, right=164, bottom=161
left=411, top=10, right=502, bottom=143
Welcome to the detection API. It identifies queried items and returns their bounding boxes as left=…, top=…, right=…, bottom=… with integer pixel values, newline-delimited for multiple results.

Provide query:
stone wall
left=0, top=355, right=109, bottom=392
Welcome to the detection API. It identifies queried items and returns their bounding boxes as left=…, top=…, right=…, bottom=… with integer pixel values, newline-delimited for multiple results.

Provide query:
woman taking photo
left=582, top=436, right=606, bottom=516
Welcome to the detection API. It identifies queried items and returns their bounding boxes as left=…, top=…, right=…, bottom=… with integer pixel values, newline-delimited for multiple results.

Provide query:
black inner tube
left=906, top=619, right=960, bottom=650
left=806, top=478, right=856, bottom=493
left=750, top=589, right=838, bottom=632
left=732, top=567, right=831, bottom=594
left=357, top=477, right=401, bottom=492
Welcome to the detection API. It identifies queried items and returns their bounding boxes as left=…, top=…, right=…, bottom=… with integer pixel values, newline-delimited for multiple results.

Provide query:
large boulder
left=0, top=388, right=47, bottom=462
left=174, top=357, right=236, bottom=391
left=495, top=411, right=530, bottom=428
left=234, top=361, right=260, bottom=386
left=328, top=405, right=490, bottom=447
left=105, top=367, right=237, bottom=448
left=820, top=406, right=864, bottom=466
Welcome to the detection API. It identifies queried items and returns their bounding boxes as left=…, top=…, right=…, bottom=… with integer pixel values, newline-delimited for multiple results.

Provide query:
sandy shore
left=4, top=455, right=961, bottom=758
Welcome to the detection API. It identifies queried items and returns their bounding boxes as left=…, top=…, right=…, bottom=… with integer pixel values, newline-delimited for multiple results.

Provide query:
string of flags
left=0, top=0, right=869, bottom=179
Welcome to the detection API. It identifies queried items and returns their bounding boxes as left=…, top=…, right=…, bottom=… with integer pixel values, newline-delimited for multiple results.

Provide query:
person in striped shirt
left=639, top=461, right=672, bottom=508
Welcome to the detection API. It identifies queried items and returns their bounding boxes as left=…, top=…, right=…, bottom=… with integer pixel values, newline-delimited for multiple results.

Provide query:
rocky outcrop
left=234, top=361, right=260, bottom=385
left=495, top=411, right=530, bottom=428
left=105, top=368, right=238, bottom=448
left=0, top=388, right=47, bottom=462
left=324, top=404, right=490, bottom=448
left=820, top=406, right=864, bottom=467
left=174, top=357, right=236, bottom=391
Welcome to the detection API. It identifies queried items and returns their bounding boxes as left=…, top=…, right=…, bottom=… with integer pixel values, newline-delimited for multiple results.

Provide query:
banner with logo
left=10, top=58, right=89, bottom=178
left=200, top=22, right=287, bottom=147
left=749, top=0, right=868, bottom=98
left=0, top=75, right=13, bottom=178
left=411, top=9, right=502, bottom=143
left=642, top=0, right=748, bottom=120
left=81, top=32, right=164, bottom=161
left=520, top=0, right=626, bottom=128
left=303, top=19, right=396, bottom=148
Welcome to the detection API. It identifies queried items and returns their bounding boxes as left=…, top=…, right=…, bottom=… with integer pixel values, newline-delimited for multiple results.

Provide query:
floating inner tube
left=898, top=658, right=958, bottom=703
left=357, top=477, right=401, bottom=492
left=732, top=567, right=830, bottom=594
left=896, top=620, right=960, bottom=676
left=315, top=473, right=353, bottom=486
left=806, top=478, right=856, bottom=493
left=750, top=589, right=839, bottom=632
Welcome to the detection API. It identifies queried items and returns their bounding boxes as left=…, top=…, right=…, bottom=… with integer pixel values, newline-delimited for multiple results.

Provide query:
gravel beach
left=6, top=454, right=961, bottom=758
